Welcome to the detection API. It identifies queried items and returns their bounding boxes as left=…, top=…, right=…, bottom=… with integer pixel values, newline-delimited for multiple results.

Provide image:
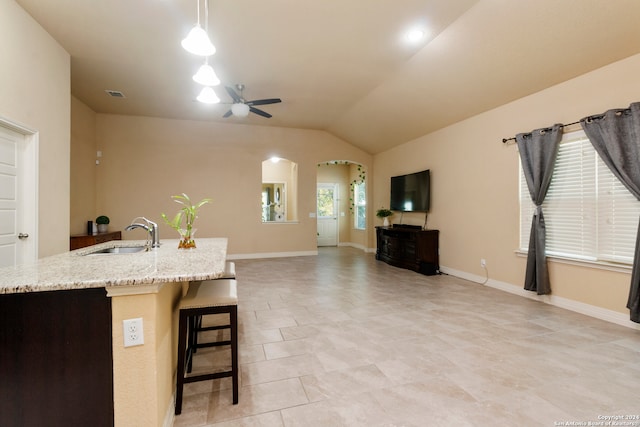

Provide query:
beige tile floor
left=174, top=247, right=640, bottom=426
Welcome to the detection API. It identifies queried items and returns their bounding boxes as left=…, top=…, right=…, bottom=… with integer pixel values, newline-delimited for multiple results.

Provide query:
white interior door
left=0, top=123, right=37, bottom=267
left=317, top=183, right=338, bottom=246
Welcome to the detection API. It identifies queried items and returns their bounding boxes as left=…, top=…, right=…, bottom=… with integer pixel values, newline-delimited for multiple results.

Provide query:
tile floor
left=174, top=247, right=640, bottom=426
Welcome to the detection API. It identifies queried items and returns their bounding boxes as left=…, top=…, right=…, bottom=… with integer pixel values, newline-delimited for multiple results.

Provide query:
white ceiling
left=15, top=0, right=640, bottom=154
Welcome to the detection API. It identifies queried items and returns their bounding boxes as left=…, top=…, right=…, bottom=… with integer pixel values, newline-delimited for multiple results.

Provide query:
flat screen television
left=390, top=169, right=430, bottom=212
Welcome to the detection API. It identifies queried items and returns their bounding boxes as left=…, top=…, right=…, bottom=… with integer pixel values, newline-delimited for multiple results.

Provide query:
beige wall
left=110, top=282, right=184, bottom=426
left=373, top=53, right=640, bottom=318
left=94, top=114, right=373, bottom=256
left=70, top=96, right=97, bottom=235
left=0, top=0, right=70, bottom=257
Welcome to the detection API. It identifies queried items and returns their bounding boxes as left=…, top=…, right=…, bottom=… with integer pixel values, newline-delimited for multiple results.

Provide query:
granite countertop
left=0, top=238, right=228, bottom=294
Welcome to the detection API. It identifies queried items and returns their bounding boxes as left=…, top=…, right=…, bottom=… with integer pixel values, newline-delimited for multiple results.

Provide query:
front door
left=0, top=123, right=36, bottom=267
left=317, top=183, right=338, bottom=246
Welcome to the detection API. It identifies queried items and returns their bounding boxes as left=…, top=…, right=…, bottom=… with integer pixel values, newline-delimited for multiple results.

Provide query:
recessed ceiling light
left=405, top=28, right=425, bottom=43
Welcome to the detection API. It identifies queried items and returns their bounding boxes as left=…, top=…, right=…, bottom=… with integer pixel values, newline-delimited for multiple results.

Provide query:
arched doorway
left=316, top=160, right=366, bottom=248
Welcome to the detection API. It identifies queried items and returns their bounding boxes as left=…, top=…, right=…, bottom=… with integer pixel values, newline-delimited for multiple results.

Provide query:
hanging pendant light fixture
left=196, top=86, right=220, bottom=104
left=182, top=0, right=216, bottom=56
left=193, top=57, right=220, bottom=86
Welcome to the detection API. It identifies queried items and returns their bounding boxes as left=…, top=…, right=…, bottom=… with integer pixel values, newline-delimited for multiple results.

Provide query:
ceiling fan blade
left=247, top=98, right=282, bottom=106
left=222, top=109, right=233, bottom=118
left=225, top=86, right=242, bottom=103
left=249, top=107, right=272, bottom=118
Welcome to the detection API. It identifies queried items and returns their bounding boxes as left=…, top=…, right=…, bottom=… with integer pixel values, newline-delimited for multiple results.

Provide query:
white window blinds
left=520, top=130, right=640, bottom=264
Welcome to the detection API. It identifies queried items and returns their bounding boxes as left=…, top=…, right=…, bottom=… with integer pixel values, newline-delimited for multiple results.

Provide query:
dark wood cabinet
left=70, top=231, right=121, bottom=250
left=0, top=288, right=113, bottom=426
left=376, top=226, right=439, bottom=275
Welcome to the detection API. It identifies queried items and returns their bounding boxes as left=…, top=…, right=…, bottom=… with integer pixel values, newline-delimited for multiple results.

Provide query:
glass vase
left=177, top=228, right=197, bottom=249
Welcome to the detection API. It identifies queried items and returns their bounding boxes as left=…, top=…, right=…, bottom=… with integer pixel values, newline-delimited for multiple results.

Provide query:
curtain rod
left=501, top=120, right=582, bottom=144
left=502, top=104, right=634, bottom=143
left=502, top=110, right=619, bottom=143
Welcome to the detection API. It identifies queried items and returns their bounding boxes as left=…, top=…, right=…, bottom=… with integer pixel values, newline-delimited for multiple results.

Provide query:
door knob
left=18, top=233, right=29, bottom=239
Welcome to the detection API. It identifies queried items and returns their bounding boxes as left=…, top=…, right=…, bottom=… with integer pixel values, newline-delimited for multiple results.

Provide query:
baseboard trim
left=228, top=244, right=378, bottom=259
left=163, top=391, right=175, bottom=427
left=337, top=242, right=378, bottom=254
left=227, top=250, right=318, bottom=260
left=440, top=266, right=640, bottom=331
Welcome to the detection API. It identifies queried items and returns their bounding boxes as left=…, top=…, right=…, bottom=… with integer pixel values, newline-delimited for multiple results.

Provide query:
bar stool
left=175, top=279, right=238, bottom=415
left=191, top=261, right=236, bottom=350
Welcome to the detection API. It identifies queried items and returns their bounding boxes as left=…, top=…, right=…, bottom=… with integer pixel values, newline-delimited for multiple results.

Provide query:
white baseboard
left=440, top=266, right=640, bottom=331
left=163, top=392, right=175, bottom=427
left=228, top=245, right=377, bottom=260
left=337, top=242, right=372, bottom=252
left=227, top=250, right=317, bottom=260
left=337, top=242, right=377, bottom=254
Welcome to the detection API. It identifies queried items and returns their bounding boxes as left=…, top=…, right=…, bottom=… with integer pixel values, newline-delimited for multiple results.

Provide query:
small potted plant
left=95, top=215, right=110, bottom=233
left=161, top=193, right=212, bottom=249
left=376, top=207, right=393, bottom=226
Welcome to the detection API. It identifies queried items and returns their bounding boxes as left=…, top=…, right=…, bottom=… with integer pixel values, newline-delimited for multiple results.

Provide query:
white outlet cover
left=123, top=317, right=144, bottom=347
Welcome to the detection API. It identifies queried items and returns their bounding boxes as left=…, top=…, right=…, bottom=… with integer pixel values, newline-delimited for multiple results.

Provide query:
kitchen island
left=0, top=238, right=228, bottom=427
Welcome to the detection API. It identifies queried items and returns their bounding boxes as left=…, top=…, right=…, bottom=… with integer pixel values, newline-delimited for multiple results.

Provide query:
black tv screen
left=390, top=169, right=430, bottom=212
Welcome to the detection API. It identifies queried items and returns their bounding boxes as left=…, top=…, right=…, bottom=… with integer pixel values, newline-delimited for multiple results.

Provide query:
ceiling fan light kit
left=231, top=103, right=250, bottom=117
left=223, top=84, right=282, bottom=119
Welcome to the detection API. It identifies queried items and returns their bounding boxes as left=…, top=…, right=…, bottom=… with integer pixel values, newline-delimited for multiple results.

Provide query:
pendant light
left=193, top=57, right=220, bottom=86
left=182, top=0, right=216, bottom=56
left=196, top=86, right=220, bottom=104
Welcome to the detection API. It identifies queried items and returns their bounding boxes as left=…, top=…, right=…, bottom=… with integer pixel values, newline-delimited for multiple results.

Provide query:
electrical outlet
left=480, top=258, right=487, bottom=268
left=123, top=318, right=144, bottom=347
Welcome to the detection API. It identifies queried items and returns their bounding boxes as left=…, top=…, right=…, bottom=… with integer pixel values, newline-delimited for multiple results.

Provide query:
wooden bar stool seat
left=175, top=279, right=238, bottom=415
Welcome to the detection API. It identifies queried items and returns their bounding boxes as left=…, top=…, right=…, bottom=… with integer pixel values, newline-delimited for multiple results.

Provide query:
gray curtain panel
left=581, top=102, right=640, bottom=323
left=516, top=124, right=562, bottom=295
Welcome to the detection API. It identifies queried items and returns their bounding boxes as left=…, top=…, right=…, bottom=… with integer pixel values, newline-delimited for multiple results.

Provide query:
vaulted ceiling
left=15, top=0, right=640, bottom=154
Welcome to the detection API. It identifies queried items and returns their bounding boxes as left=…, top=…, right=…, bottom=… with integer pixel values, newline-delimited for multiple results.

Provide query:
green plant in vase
left=161, top=193, right=212, bottom=249
left=376, top=207, right=393, bottom=226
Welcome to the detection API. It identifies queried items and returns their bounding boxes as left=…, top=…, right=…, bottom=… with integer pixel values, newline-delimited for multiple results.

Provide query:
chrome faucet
left=125, top=217, right=160, bottom=249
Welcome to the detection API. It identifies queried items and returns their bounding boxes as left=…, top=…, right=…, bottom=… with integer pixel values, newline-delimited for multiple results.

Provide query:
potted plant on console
left=376, top=207, right=393, bottom=227
left=96, top=215, right=110, bottom=233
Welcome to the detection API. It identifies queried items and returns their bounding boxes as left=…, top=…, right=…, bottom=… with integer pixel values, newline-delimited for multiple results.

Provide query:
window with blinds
left=519, top=130, right=640, bottom=264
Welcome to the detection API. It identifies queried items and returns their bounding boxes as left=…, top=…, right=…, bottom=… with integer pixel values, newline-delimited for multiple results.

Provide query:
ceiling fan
left=223, top=84, right=281, bottom=118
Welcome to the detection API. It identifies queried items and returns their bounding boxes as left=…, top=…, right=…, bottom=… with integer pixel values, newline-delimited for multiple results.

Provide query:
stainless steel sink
left=86, top=246, right=147, bottom=255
